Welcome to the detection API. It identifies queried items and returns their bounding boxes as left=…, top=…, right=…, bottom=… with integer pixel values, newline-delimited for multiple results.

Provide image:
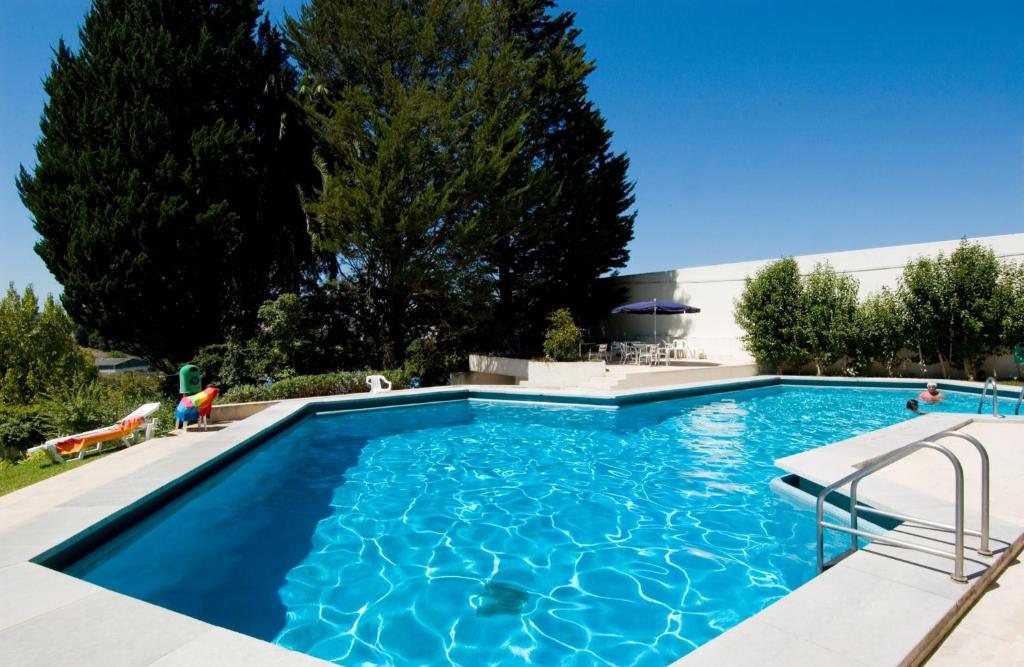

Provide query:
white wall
left=604, top=233, right=1024, bottom=364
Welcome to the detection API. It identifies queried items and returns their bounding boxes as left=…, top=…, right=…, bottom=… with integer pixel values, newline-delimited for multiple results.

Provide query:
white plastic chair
left=672, top=339, right=691, bottom=359
left=365, top=375, right=392, bottom=394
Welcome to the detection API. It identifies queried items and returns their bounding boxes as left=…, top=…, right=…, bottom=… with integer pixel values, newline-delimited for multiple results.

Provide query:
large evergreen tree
left=482, top=0, right=635, bottom=353
left=288, top=0, right=530, bottom=366
left=18, top=0, right=313, bottom=366
left=288, top=0, right=634, bottom=364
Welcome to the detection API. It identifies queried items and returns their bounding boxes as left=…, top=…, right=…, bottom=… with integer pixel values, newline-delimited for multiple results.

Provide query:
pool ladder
left=816, top=431, right=991, bottom=583
left=978, top=376, right=999, bottom=415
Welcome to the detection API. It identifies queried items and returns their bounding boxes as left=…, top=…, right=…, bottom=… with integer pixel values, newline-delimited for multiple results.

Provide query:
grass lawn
left=0, top=449, right=117, bottom=497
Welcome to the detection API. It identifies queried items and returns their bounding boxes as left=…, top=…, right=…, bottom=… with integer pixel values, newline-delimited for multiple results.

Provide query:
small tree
left=0, top=284, right=95, bottom=403
left=944, top=242, right=1002, bottom=379
left=994, top=262, right=1024, bottom=355
left=900, top=241, right=1003, bottom=380
left=801, top=263, right=859, bottom=375
left=735, top=258, right=809, bottom=372
left=900, top=254, right=948, bottom=376
left=854, top=288, right=908, bottom=376
left=542, top=309, right=583, bottom=361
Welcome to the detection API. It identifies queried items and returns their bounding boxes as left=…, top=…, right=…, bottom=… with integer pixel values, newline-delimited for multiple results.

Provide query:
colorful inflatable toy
left=175, top=386, right=220, bottom=430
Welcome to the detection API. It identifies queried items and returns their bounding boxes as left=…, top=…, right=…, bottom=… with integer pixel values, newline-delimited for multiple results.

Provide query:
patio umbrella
left=611, top=298, right=700, bottom=340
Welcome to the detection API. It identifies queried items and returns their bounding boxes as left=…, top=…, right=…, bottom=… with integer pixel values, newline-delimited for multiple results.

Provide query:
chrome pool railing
left=815, top=435, right=992, bottom=583
left=978, top=376, right=998, bottom=415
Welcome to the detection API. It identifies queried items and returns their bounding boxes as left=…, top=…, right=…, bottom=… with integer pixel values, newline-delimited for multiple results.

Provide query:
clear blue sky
left=2, top=1, right=1022, bottom=297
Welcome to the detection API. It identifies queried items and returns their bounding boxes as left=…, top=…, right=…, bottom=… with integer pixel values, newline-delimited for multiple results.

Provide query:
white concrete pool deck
left=1, top=377, right=1022, bottom=666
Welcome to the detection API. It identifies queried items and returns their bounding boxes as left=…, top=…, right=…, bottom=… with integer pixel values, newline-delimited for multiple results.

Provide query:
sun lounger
left=27, top=402, right=161, bottom=464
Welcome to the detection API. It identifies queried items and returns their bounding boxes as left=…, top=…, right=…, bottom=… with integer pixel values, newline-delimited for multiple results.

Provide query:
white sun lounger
left=26, top=402, right=161, bottom=464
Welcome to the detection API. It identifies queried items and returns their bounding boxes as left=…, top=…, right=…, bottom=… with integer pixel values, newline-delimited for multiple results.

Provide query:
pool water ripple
left=65, top=386, right=981, bottom=666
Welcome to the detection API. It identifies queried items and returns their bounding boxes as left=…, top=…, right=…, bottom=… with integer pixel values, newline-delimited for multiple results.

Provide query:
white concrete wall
left=525, top=360, right=606, bottom=388
left=604, top=233, right=1024, bottom=365
left=468, top=354, right=529, bottom=380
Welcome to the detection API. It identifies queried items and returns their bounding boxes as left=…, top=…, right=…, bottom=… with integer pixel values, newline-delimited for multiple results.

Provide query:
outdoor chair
left=366, top=374, right=392, bottom=393
left=637, top=344, right=656, bottom=366
left=588, top=343, right=609, bottom=361
left=672, top=338, right=691, bottom=359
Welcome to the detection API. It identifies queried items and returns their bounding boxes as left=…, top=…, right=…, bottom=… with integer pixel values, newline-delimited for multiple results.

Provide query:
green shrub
left=220, top=384, right=272, bottom=404
left=405, top=335, right=462, bottom=385
left=0, top=284, right=96, bottom=403
left=900, top=241, right=1005, bottom=379
left=542, top=309, right=583, bottom=361
left=996, top=263, right=1024, bottom=353
left=34, top=372, right=171, bottom=445
left=735, top=258, right=809, bottom=372
left=0, top=404, right=46, bottom=458
left=801, top=263, right=859, bottom=375
left=220, top=369, right=418, bottom=404
left=192, top=339, right=282, bottom=389
left=853, top=288, right=907, bottom=376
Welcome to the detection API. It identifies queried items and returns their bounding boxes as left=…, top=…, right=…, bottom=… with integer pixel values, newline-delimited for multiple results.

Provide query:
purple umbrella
left=611, top=298, right=700, bottom=340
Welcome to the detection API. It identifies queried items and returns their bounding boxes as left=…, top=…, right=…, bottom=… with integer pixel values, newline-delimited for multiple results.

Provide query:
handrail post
left=978, top=376, right=998, bottom=416
left=849, top=478, right=861, bottom=552
left=951, top=449, right=966, bottom=582
left=816, top=495, right=825, bottom=573
left=934, top=431, right=992, bottom=556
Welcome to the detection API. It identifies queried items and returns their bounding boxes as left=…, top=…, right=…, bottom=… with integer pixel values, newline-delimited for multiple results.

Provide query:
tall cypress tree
left=485, top=0, right=635, bottom=354
left=18, top=0, right=313, bottom=365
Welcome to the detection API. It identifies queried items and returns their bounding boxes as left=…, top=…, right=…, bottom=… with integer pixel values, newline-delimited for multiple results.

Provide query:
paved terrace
left=0, top=378, right=1022, bottom=666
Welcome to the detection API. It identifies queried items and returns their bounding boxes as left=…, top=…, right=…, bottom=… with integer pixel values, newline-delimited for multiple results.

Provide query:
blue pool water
left=64, top=385, right=981, bottom=665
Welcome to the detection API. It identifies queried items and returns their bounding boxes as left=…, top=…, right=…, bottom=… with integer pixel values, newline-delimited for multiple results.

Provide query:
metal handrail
left=844, top=430, right=992, bottom=556
left=816, top=439, right=977, bottom=583
left=931, top=431, right=991, bottom=555
left=978, top=376, right=998, bottom=415
left=1016, top=384, right=1023, bottom=416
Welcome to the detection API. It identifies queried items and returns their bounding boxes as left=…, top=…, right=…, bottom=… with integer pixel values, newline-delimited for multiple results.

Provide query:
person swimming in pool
left=906, top=399, right=925, bottom=414
left=917, top=381, right=944, bottom=404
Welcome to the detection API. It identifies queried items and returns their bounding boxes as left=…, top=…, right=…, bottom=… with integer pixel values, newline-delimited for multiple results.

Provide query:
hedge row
left=220, top=369, right=418, bottom=404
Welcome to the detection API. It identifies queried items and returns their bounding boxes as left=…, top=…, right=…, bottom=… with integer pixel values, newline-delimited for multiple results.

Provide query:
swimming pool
left=62, top=385, right=981, bottom=665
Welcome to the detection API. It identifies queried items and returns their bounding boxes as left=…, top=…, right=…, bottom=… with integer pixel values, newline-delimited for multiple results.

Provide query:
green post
left=179, top=364, right=202, bottom=395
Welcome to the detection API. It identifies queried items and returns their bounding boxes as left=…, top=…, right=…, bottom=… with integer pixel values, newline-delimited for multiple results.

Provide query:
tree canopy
left=18, top=0, right=315, bottom=367
left=0, top=284, right=95, bottom=404
left=287, top=0, right=634, bottom=365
